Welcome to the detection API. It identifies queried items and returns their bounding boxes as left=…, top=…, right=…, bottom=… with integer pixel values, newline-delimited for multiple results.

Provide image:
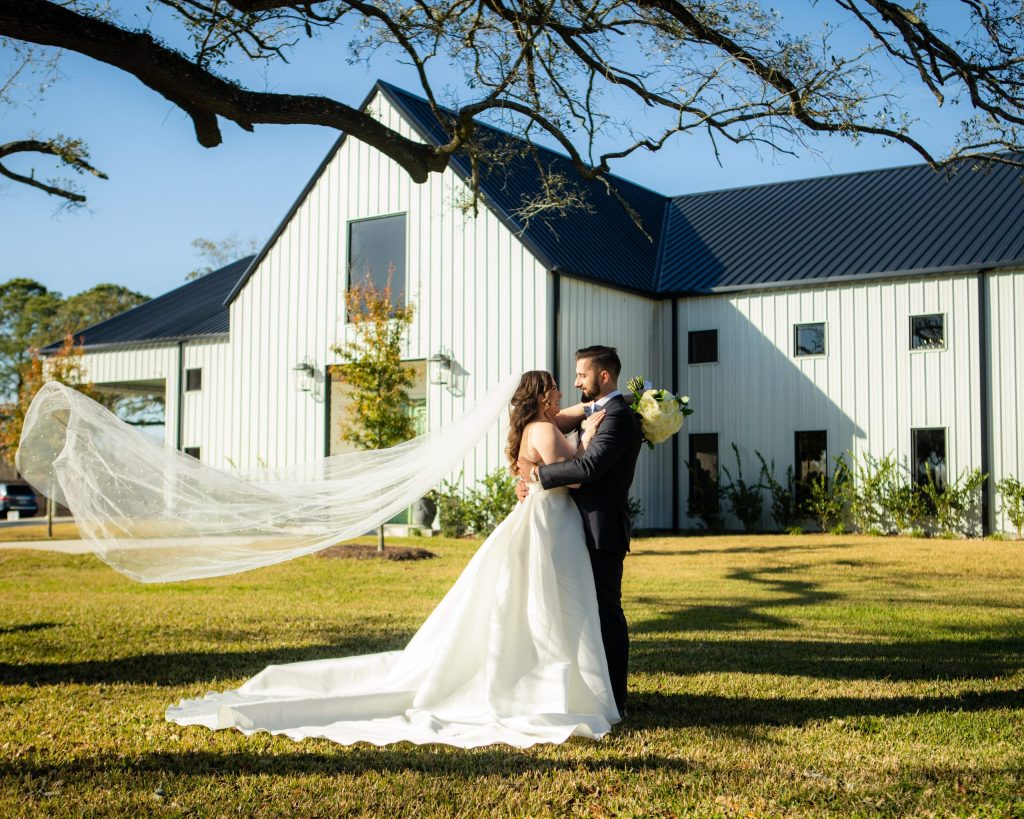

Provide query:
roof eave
left=42, top=332, right=229, bottom=355
left=662, top=259, right=1024, bottom=297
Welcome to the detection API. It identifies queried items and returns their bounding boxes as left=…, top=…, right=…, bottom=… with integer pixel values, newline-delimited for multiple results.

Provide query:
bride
left=166, top=370, right=619, bottom=748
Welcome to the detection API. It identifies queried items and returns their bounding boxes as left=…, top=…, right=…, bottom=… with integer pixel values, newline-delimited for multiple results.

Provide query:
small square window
left=912, top=428, right=946, bottom=490
left=688, top=330, right=718, bottom=364
left=910, top=314, right=945, bottom=350
left=185, top=368, right=202, bottom=391
left=183, top=447, right=201, bottom=460
left=794, top=323, right=826, bottom=357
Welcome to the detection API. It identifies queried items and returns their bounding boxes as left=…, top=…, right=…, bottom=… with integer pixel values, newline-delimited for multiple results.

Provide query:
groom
left=518, top=345, right=643, bottom=715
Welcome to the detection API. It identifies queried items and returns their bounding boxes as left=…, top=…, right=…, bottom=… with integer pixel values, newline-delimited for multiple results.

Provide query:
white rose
left=636, top=391, right=661, bottom=421
left=640, top=399, right=683, bottom=444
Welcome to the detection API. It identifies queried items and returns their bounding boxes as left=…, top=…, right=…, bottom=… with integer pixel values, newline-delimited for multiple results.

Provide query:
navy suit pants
left=587, top=548, right=629, bottom=713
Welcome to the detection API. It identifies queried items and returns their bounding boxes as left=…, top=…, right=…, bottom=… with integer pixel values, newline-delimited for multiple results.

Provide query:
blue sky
left=0, top=2, right=970, bottom=301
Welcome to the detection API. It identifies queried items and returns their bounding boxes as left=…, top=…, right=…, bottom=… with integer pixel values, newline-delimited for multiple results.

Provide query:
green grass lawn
left=0, top=521, right=80, bottom=541
left=1, top=533, right=1021, bottom=817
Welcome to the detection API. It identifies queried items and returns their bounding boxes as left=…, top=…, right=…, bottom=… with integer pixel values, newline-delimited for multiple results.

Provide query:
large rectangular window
left=688, top=330, right=718, bottom=364
left=185, top=368, right=202, bottom=392
left=688, top=433, right=719, bottom=502
left=793, top=322, right=826, bottom=357
left=348, top=214, right=406, bottom=308
left=795, top=430, right=827, bottom=509
left=912, top=428, right=947, bottom=489
left=910, top=314, right=945, bottom=350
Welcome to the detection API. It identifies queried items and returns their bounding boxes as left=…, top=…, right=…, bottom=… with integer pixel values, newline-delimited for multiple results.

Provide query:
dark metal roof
left=232, top=82, right=1024, bottom=302
left=377, top=82, right=667, bottom=293
left=658, top=159, right=1024, bottom=294
left=45, top=256, right=254, bottom=351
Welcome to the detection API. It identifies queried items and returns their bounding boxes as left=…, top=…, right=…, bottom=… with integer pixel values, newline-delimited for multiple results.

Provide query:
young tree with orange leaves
left=331, top=273, right=416, bottom=552
left=0, top=333, right=97, bottom=465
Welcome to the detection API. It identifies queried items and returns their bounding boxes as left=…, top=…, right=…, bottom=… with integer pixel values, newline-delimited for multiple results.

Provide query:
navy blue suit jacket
left=538, top=395, right=643, bottom=553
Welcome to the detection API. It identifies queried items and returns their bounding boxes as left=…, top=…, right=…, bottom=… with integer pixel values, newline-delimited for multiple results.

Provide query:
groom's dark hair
left=576, top=345, right=621, bottom=380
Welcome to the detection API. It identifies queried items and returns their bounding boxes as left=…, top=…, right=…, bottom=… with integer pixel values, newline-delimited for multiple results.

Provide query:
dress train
left=166, top=484, right=619, bottom=748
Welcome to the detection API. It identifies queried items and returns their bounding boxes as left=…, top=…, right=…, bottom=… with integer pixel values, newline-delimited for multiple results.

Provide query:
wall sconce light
left=293, top=359, right=316, bottom=392
left=427, top=350, right=453, bottom=385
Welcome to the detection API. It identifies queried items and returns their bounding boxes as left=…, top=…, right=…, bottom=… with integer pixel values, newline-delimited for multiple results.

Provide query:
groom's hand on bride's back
left=514, top=475, right=531, bottom=503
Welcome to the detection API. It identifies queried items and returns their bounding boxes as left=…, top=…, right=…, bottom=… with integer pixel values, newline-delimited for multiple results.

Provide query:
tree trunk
left=377, top=524, right=385, bottom=553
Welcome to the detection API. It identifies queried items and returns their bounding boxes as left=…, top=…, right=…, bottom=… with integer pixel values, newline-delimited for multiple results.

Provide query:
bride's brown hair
left=505, top=370, right=558, bottom=475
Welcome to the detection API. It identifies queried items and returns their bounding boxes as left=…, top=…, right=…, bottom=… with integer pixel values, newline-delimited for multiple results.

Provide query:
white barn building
left=52, top=82, right=1024, bottom=534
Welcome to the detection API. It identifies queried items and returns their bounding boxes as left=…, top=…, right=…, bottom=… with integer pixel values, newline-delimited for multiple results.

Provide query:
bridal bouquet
left=626, top=375, right=694, bottom=448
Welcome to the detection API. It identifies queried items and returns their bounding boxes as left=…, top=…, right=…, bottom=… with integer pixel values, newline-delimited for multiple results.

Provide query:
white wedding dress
left=166, top=482, right=619, bottom=748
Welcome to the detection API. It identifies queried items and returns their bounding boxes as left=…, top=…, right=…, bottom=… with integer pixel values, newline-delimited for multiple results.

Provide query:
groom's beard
left=580, top=389, right=598, bottom=402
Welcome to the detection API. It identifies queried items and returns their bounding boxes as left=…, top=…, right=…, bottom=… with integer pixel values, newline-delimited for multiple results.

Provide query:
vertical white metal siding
left=227, top=92, right=550, bottom=485
left=180, top=339, right=234, bottom=467
left=557, top=277, right=671, bottom=528
left=78, top=344, right=182, bottom=448
left=676, top=274, right=983, bottom=529
left=989, top=269, right=1024, bottom=534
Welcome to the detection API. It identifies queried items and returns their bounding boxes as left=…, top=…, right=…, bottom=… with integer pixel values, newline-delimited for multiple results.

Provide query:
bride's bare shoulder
left=523, top=421, right=563, bottom=451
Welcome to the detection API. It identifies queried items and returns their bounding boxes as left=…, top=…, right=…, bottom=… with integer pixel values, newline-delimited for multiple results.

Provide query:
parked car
left=0, top=483, right=38, bottom=518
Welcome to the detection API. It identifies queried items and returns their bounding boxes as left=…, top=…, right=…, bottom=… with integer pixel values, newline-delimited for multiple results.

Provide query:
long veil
left=15, top=375, right=519, bottom=583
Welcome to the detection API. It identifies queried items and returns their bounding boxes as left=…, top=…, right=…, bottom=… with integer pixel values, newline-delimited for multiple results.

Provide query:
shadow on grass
left=0, top=636, right=411, bottom=687
left=5, top=631, right=1022, bottom=689
left=0, top=622, right=59, bottom=635
left=631, top=634, right=1024, bottom=681
left=633, top=564, right=841, bottom=633
left=1, top=686, right=1021, bottom=781
left=622, top=686, right=1024, bottom=731
left=0, top=747, right=697, bottom=781
left=631, top=541, right=843, bottom=557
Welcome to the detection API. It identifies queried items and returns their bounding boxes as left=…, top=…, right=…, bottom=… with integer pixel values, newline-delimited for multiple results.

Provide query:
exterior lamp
left=293, top=360, right=316, bottom=392
left=427, top=351, right=453, bottom=385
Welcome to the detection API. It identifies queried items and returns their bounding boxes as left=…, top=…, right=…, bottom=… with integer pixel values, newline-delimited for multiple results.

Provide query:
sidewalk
left=0, top=516, right=88, bottom=553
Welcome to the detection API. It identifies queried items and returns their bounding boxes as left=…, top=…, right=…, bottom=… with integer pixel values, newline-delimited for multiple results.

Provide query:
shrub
left=882, top=476, right=928, bottom=535
left=465, top=468, right=517, bottom=537
left=756, top=451, right=800, bottom=530
left=434, top=468, right=517, bottom=538
left=628, top=496, right=644, bottom=527
left=806, top=455, right=850, bottom=533
left=721, top=443, right=764, bottom=532
left=686, top=460, right=724, bottom=531
left=847, top=452, right=895, bottom=534
left=919, top=465, right=987, bottom=538
left=434, top=478, right=471, bottom=538
left=996, top=476, right=1024, bottom=539
left=864, top=453, right=930, bottom=535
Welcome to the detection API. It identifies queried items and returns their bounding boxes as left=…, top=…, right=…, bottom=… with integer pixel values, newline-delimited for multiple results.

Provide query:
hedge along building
left=49, top=81, right=1024, bottom=534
